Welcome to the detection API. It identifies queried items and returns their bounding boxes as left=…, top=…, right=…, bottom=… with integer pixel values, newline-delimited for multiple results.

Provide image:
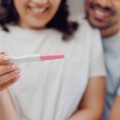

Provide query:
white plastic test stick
left=11, top=54, right=65, bottom=63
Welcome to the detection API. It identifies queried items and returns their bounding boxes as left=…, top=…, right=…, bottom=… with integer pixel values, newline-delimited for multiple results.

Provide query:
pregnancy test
left=11, top=54, right=65, bottom=63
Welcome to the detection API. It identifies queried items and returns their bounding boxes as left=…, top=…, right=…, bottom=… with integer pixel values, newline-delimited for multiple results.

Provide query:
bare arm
left=69, top=77, right=105, bottom=120
left=0, top=53, right=20, bottom=119
left=0, top=89, right=19, bottom=120
left=109, top=96, right=120, bottom=120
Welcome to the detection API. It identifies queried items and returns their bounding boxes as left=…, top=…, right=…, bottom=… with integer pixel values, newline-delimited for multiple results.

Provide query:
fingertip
left=16, top=74, right=21, bottom=80
left=3, top=56, right=11, bottom=61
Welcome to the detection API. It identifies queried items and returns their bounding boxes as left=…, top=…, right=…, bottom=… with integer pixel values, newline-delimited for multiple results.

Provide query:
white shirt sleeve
left=89, top=29, right=106, bottom=78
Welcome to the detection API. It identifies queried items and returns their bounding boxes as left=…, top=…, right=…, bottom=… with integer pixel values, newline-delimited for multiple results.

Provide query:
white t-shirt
left=0, top=20, right=105, bottom=120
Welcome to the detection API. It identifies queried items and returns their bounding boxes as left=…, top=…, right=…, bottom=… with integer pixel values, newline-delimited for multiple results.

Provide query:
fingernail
left=17, top=74, right=21, bottom=79
left=15, top=68, right=21, bottom=74
left=3, top=56, right=11, bottom=60
left=12, top=64, right=19, bottom=70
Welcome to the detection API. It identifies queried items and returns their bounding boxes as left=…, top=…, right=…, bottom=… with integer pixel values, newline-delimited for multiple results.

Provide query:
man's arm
left=0, top=89, right=19, bottom=120
left=109, top=96, right=120, bottom=120
left=69, top=77, right=105, bottom=120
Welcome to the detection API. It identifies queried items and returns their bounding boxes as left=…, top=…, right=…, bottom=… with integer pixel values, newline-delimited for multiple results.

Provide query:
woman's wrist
left=0, top=89, right=19, bottom=120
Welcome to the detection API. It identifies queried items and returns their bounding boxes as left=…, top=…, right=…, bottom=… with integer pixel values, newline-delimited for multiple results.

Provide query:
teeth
left=31, top=8, right=46, bottom=13
left=95, top=10, right=105, bottom=17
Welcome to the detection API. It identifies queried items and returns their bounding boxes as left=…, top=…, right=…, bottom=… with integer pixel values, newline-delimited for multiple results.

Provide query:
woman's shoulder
left=0, top=27, right=8, bottom=38
left=0, top=25, right=16, bottom=42
left=71, top=17, right=100, bottom=39
left=70, top=14, right=100, bottom=34
left=69, top=15, right=102, bottom=48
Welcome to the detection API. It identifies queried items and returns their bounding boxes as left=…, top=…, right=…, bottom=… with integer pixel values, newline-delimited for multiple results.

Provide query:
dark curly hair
left=0, top=0, right=79, bottom=40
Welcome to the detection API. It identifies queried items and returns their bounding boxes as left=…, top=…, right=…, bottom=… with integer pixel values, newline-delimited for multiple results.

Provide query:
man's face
left=86, top=0, right=120, bottom=30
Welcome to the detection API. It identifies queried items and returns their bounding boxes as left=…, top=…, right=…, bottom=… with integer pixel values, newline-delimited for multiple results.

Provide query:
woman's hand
left=0, top=52, right=21, bottom=91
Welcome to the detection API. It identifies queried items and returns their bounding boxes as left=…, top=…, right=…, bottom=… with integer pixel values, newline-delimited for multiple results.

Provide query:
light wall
left=68, top=0, right=85, bottom=15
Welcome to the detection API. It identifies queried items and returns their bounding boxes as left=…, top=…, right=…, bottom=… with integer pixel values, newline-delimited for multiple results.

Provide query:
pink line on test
left=40, top=54, right=65, bottom=61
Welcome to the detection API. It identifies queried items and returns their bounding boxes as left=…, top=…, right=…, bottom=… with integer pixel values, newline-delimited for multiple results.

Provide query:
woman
left=0, top=0, right=105, bottom=120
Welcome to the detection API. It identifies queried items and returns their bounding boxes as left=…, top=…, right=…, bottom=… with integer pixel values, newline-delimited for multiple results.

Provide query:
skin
left=0, top=0, right=61, bottom=119
left=0, top=0, right=61, bottom=92
left=0, top=55, right=20, bottom=119
left=109, top=96, right=120, bottom=120
left=0, top=89, right=19, bottom=120
left=14, top=0, right=61, bottom=29
left=0, top=53, right=20, bottom=92
left=86, top=0, right=120, bottom=37
left=86, top=0, right=120, bottom=119
left=0, top=0, right=105, bottom=120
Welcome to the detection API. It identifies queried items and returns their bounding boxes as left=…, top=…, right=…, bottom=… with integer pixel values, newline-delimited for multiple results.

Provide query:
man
left=86, top=0, right=120, bottom=120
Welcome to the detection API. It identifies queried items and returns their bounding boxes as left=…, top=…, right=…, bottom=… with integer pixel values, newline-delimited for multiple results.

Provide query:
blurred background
left=68, top=0, right=85, bottom=16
